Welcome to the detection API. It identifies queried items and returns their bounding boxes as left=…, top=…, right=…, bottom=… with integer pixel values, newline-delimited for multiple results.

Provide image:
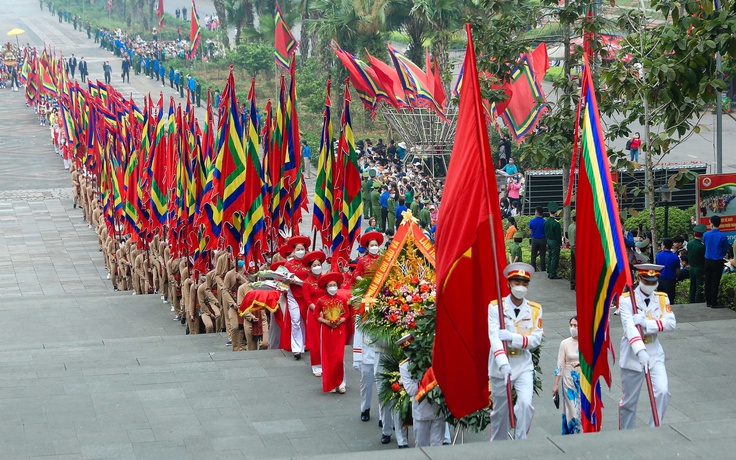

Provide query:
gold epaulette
left=527, top=300, right=542, bottom=310
left=491, top=300, right=498, bottom=306
left=621, top=292, right=631, bottom=298
left=399, top=358, right=410, bottom=366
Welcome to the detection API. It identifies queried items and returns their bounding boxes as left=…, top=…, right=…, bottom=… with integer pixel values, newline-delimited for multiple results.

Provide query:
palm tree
left=224, top=0, right=255, bottom=45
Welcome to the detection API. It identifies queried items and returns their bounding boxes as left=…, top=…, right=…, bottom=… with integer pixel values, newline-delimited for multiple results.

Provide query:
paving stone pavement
left=3, top=2, right=736, bottom=458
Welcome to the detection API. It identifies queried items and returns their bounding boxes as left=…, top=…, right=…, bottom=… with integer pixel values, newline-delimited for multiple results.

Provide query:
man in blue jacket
left=529, top=206, right=546, bottom=272
left=703, top=215, right=730, bottom=308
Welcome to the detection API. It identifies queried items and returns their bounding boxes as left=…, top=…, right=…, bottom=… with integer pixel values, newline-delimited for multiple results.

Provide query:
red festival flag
left=274, top=2, right=297, bottom=70
left=189, top=0, right=201, bottom=59
left=432, top=25, right=508, bottom=419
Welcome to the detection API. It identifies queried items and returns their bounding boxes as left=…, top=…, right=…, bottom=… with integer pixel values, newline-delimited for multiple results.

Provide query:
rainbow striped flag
left=274, top=2, right=297, bottom=70
left=572, top=59, right=631, bottom=432
left=312, top=77, right=334, bottom=250
left=387, top=45, right=444, bottom=118
left=243, top=78, right=267, bottom=265
left=189, top=0, right=202, bottom=59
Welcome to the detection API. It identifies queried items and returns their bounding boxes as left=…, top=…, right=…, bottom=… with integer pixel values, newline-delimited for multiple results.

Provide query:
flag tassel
left=628, top=286, right=660, bottom=427
left=488, top=214, right=516, bottom=437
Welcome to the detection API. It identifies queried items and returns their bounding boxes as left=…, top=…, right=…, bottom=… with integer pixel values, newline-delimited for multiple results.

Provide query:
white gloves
left=631, top=313, right=646, bottom=328
left=498, top=329, right=514, bottom=342
left=636, top=349, right=650, bottom=371
left=499, top=364, right=511, bottom=381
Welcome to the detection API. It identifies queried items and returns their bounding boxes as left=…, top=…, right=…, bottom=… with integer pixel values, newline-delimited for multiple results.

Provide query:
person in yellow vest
left=618, top=263, right=676, bottom=429
left=488, top=262, right=544, bottom=441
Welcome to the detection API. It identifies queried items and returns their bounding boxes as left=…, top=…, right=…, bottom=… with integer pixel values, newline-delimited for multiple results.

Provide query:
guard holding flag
left=618, top=263, right=676, bottom=429
left=488, top=262, right=544, bottom=441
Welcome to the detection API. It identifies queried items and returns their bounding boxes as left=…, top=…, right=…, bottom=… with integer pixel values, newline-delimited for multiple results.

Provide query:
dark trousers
left=689, top=266, right=704, bottom=303
left=547, top=240, right=560, bottom=277
left=104, top=72, right=111, bottom=84
left=658, top=277, right=677, bottom=305
left=531, top=238, right=546, bottom=272
left=69, top=66, right=75, bottom=78
left=381, top=208, right=388, bottom=232
left=570, top=247, right=576, bottom=289
left=122, top=69, right=129, bottom=83
left=704, top=259, right=724, bottom=306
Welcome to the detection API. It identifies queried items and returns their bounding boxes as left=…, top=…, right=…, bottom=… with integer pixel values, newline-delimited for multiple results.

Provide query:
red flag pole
left=627, top=285, right=660, bottom=427
left=489, top=217, right=516, bottom=437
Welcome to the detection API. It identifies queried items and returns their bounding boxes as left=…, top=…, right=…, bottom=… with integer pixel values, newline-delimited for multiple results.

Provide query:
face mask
left=311, top=265, right=322, bottom=275
left=237, top=260, right=245, bottom=268
left=368, top=246, right=380, bottom=255
left=639, top=282, right=657, bottom=296
left=510, top=285, right=527, bottom=300
left=570, top=327, right=578, bottom=338
left=294, top=249, right=305, bottom=259
left=327, top=286, right=338, bottom=296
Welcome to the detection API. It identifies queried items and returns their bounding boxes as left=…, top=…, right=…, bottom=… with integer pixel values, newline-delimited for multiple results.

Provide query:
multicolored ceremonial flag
left=312, top=77, right=334, bottom=249
left=212, top=67, right=246, bottom=252
left=243, top=78, right=267, bottom=265
left=568, top=58, right=630, bottom=433
left=387, top=45, right=445, bottom=118
left=432, top=25, right=507, bottom=418
left=157, top=0, right=165, bottom=28
left=365, top=51, right=406, bottom=110
left=274, top=2, right=297, bottom=70
left=331, top=42, right=380, bottom=114
left=189, top=0, right=201, bottom=59
left=496, top=52, right=548, bottom=143
left=331, top=80, right=361, bottom=268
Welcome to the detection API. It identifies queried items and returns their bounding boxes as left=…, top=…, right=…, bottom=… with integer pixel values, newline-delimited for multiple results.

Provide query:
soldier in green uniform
left=508, top=231, right=523, bottom=264
left=418, top=199, right=432, bottom=228
left=688, top=224, right=706, bottom=303
left=410, top=195, right=421, bottom=217
left=544, top=202, right=562, bottom=279
left=370, top=181, right=382, bottom=229
left=387, top=189, right=397, bottom=231
left=362, top=171, right=372, bottom=218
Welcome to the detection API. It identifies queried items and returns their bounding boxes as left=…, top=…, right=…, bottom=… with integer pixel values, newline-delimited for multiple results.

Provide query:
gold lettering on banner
left=360, top=220, right=437, bottom=314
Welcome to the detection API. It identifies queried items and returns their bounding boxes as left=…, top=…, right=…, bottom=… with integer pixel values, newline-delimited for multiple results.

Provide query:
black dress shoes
left=360, top=409, right=370, bottom=422
left=381, top=434, right=391, bottom=444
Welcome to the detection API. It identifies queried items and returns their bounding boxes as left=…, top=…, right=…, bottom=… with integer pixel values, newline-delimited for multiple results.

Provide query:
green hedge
left=506, top=238, right=572, bottom=281
left=718, top=273, right=736, bottom=308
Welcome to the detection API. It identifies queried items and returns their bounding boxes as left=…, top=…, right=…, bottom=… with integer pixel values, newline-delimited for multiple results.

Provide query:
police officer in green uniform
left=418, top=199, right=431, bottom=228
left=362, top=171, right=372, bottom=218
left=544, top=202, right=562, bottom=279
left=410, top=194, right=421, bottom=216
left=387, top=189, right=397, bottom=231
left=371, top=181, right=382, bottom=229
left=508, top=231, right=523, bottom=264
left=687, top=224, right=707, bottom=303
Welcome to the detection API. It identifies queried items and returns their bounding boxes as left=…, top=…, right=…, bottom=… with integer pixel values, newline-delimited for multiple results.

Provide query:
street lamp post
left=656, top=185, right=680, bottom=238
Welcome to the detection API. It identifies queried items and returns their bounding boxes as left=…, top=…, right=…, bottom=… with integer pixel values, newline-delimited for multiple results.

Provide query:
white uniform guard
left=619, top=263, right=676, bottom=429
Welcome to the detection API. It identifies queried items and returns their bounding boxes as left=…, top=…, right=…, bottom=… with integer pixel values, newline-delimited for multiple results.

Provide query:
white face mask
left=327, top=286, right=338, bottom=296
left=510, top=285, right=527, bottom=300
left=570, top=327, right=578, bottom=338
left=311, top=265, right=322, bottom=275
left=294, top=249, right=306, bottom=259
left=368, top=246, right=380, bottom=255
left=639, top=282, right=658, bottom=296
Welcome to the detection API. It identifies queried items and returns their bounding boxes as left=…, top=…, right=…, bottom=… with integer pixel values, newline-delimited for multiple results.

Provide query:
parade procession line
left=4, top=2, right=736, bottom=458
